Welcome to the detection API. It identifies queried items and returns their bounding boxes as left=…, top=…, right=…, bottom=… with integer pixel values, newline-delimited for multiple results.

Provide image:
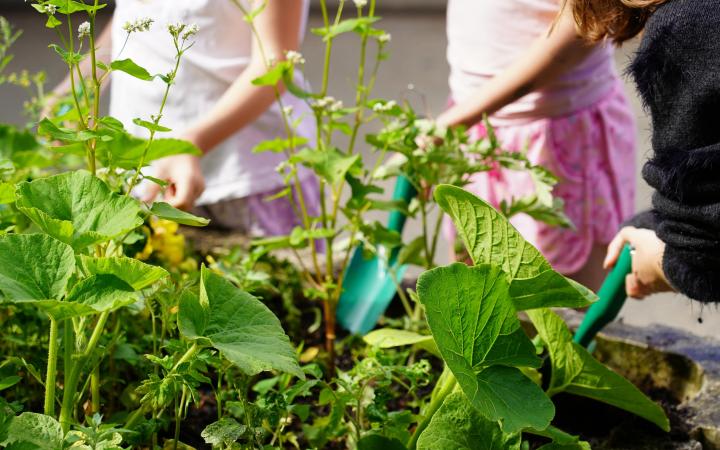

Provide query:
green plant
left=366, top=185, right=668, bottom=449
left=0, top=3, right=302, bottom=448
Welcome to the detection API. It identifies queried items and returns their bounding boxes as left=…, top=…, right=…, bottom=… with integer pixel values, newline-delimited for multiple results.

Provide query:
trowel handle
left=388, top=176, right=419, bottom=264
left=573, top=244, right=633, bottom=348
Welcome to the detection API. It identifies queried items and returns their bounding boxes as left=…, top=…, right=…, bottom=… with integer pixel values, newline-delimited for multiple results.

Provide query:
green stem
left=91, top=366, right=100, bottom=413
left=44, top=318, right=59, bottom=416
left=407, top=369, right=456, bottom=450
left=59, top=312, right=109, bottom=432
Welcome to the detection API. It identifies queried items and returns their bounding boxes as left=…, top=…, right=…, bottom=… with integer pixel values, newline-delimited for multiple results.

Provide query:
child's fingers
left=604, top=227, right=632, bottom=269
left=168, top=180, right=194, bottom=211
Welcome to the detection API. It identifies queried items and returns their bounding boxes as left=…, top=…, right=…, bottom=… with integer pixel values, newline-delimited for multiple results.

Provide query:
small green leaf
left=15, top=171, right=144, bottom=249
left=253, top=136, right=308, bottom=154
left=417, top=391, right=521, bottom=450
left=0, top=376, right=21, bottom=391
left=149, top=202, right=210, bottom=227
left=509, top=270, right=596, bottom=311
left=527, top=308, right=670, bottom=431
left=290, top=148, right=360, bottom=185
left=78, top=255, right=169, bottom=290
left=178, top=267, right=303, bottom=378
left=252, top=63, right=288, bottom=87
left=363, top=329, right=439, bottom=356
left=110, top=58, right=154, bottom=81
left=133, top=118, right=171, bottom=133
left=201, top=418, right=246, bottom=447
left=4, top=413, right=63, bottom=450
left=312, top=17, right=381, bottom=40
left=0, top=234, right=75, bottom=302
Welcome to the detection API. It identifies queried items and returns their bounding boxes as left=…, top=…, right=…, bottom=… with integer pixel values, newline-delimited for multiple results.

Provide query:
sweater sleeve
left=642, top=149, right=720, bottom=303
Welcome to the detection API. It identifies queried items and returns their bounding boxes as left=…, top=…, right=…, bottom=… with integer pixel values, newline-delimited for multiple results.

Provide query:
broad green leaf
left=78, top=255, right=169, bottom=290
left=38, top=118, right=109, bottom=143
left=417, top=263, right=541, bottom=370
left=364, top=329, right=439, bottom=357
left=252, top=63, right=287, bottom=87
left=527, top=308, right=670, bottom=431
left=0, top=183, right=14, bottom=204
left=417, top=263, right=553, bottom=432
left=434, top=184, right=550, bottom=278
left=0, top=234, right=74, bottom=302
left=149, top=202, right=210, bottom=227
left=34, top=275, right=138, bottom=320
left=3, top=413, right=63, bottom=450
left=358, top=435, right=407, bottom=450
left=290, top=148, right=360, bottom=185
left=178, top=266, right=303, bottom=378
left=0, top=125, right=42, bottom=163
left=15, top=171, right=144, bottom=249
left=417, top=391, right=521, bottom=450
left=509, top=270, right=596, bottom=311
left=110, top=58, right=154, bottom=81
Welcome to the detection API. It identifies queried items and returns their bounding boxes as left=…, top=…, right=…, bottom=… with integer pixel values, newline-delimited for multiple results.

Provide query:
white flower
left=122, top=17, right=153, bottom=34
left=312, top=96, right=343, bottom=113
left=42, top=4, right=57, bottom=15
left=285, top=50, right=305, bottom=65
left=377, top=33, right=391, bottom=44
left=372, top=100, right=397, bottom=113
left=282, top=105, right=294, bottom=117
left=353, top=0, right=368, bottom=7
left=181, top=24, right=199, bottom=40
left=77, top=21, right=91, bottom=39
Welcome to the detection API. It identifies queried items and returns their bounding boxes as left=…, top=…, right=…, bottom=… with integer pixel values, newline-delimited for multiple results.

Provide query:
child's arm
left=143, top=0, right=305, bottom=210
left=437, top=5, right=597, bottom=128
left=182, top=0, right=304, bottom=153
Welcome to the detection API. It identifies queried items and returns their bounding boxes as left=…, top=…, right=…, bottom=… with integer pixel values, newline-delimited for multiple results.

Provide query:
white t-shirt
left=110, top=0, right=314, bottom=205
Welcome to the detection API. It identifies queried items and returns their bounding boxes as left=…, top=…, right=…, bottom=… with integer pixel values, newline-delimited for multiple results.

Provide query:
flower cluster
left=285, top=50, right=306, bottom=65
left=167, top=22, right=200, bottom=41
left=372, top=100, right=397, bottom=113
left=42, top=4, right=58, bottom=15
left=122, top=17, right=154, bottom=34
left=77, top=21, right=91, bottom=39
left=353, top=0, right=368, bottom=8
left=312, top=96, right=344, bottom=113
left=377, top=32, right=391, bottom=44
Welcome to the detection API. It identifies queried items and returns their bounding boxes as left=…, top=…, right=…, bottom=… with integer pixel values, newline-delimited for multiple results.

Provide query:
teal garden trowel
left=337, top=176, right=418, bottom=335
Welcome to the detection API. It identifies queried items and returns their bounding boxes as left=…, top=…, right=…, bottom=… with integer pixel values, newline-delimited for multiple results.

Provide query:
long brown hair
left=567, top=0, right=666, bottom=43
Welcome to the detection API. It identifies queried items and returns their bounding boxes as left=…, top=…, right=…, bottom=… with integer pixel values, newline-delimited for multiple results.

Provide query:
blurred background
left=1, top=1, right=716, bottom=337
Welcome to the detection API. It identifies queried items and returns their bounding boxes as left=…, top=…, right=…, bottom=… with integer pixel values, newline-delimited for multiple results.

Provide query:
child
left=439, top=0, right=637, bottom=290
left=572, top=0, right=720, bottom=302
left=54, top=0, right=319, bottom=237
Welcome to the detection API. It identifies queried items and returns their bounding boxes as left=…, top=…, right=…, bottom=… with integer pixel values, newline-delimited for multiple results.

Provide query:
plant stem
left=91, top=366, right=100, bottom=413
left=407, top=369, right=456, bottom=450
left=44, top=318, right=59, bottom=416
left=59, top=312, right=109, bottom=432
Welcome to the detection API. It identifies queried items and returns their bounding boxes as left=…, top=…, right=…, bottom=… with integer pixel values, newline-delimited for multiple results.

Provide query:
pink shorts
left=447, top=82, right=636, bottom=274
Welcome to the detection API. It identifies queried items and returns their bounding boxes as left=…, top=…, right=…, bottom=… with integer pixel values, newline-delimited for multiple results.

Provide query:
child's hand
left=142, top=154, right=205, bottom=211
left=604, top=227, right=674, bottom=299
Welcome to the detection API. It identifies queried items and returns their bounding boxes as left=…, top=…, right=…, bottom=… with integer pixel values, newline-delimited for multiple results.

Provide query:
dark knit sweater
left=628, top=0, right=720, bottom=302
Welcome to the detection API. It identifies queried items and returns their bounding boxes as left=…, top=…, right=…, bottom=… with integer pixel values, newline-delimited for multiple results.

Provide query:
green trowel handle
left=388, top=176, right=419, bottom=264
left=573, top=244, right=633, bottom=348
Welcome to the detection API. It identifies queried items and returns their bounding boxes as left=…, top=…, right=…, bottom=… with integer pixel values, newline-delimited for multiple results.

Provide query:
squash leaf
left=417, top=263, right=553, bottom=432
left=15, top=171, right=144, bottom=249
left=2, top=413, right=63, bottom=450
left=527, top=308, right=670, bottom=431
left=178, top=266, right=303, bottom=378
left=417, top=391, right=522, bottom=450
left=78, top=255, right=169, bottom=290
left=0, top=234, right=75, bottom=302
left=510, top=270, right=596, bottom=311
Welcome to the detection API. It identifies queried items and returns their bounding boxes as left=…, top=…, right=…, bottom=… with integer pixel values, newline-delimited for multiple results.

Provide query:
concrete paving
left=0, top=8, right=717, bottom=337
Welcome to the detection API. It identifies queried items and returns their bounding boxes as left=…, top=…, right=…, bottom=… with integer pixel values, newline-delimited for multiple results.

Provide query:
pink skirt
left=449, top=81, right=636, bottom=274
